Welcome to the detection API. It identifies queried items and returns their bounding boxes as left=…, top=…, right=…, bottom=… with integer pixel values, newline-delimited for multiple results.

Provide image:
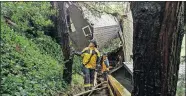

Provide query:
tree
left=51, top=1, right=73, bottom=84
left=131, top=1, right=184, bottom=96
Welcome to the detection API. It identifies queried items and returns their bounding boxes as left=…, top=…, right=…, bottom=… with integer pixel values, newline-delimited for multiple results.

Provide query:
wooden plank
left=88, top=81, right=107, bottom=96
left=108, top=75, right=131, bottom=96
left=107, top=83, right=114, bottom=96
left=74, top=86, right=107, bottom=96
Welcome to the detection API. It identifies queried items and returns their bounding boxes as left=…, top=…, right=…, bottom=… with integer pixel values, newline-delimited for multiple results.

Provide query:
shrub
left=1, top=2, right=67, bottom=95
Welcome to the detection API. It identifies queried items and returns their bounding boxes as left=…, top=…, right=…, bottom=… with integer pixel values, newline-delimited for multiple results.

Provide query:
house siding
left=93, top=25, right=120, bottom=49
left=68, top=5, right=93, bottom=51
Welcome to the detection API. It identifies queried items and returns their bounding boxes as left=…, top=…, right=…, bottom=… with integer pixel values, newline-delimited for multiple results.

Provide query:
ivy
left=1, top=2, right=66, bottom=95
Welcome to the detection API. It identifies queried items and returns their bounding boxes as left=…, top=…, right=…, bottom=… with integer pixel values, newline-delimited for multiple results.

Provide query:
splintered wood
left=74, top=81, right=108, bottom=96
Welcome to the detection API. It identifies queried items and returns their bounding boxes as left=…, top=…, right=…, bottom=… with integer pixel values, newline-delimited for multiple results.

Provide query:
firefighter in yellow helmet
left=100, top=53, right=110, bottom=81
left=74, top=40, right=100, bottom=90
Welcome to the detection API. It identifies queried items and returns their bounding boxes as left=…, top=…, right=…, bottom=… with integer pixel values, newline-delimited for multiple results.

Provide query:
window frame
left=82, top=25, right=92, bottom=37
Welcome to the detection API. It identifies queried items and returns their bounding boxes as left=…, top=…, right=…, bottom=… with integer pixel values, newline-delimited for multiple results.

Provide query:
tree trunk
left=131, top=1, right=184, bottom=96
left=52, top=1, right=73, bottom=84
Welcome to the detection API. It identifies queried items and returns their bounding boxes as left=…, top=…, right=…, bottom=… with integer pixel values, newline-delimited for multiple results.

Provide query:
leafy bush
left=72, top=55, right=82, bottom=74
left=1, top=2, right=67, bottom=95
left=101, top=38, right=121, bottom=53
left=176, top=74, right=185, bottom=96
left=1, top=2, right=55, bottom=33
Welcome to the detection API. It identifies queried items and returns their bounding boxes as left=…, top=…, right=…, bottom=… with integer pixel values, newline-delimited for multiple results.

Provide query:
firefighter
left=101, top=53, right=110, bottom=81
left=74, top=40, right=100, bottom=90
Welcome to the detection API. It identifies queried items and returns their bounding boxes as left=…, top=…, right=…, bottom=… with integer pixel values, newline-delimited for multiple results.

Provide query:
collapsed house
left=66, top=2, right=121, bottom=51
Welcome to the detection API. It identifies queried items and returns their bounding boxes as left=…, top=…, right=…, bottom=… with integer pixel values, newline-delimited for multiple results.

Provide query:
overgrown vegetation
left=78, top=2, right=125, bottom=16
left=0, top=2, right=71, bottom=95
left=176, top=74, right=185, bottom=96
left=100, top=38, right=121, bottom=53
left=176, top=34, right=185, bottom=96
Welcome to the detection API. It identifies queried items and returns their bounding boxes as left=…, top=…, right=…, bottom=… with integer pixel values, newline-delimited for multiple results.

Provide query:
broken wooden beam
left=4, top=16, right=17, bottom=26
left=74, top=86, right=107, bottom=96
left=88, top=81, right=107, bottom=96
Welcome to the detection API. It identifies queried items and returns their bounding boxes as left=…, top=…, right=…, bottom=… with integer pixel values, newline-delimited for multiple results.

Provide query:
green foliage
left=72, top=74, right=84, bottom=85
left=33, top=36, right=63, bottom=64
left=78, top=2, right=125, bottom=17
left=176, top=74, right=185, bottom=96
left=59, top=73, right=84, bottom=96
left=1, top=2, right=67, bottom=95
left=100, top=38, right=121, bottom=53
left=1, top=2, right=55, bottom=37
left=72, top=55, right=82, bottom=74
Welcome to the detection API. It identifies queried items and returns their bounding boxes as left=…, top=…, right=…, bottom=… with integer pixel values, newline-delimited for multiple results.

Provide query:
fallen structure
left=65, top=2, right=120, bottom=51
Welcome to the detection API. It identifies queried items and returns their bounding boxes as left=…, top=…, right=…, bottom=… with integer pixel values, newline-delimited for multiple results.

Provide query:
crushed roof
left=80, top=6, right=119, bottom=28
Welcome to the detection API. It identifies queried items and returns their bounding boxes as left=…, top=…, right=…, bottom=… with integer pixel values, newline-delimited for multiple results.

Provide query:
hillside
left=1, top=2, right=80, bottom=95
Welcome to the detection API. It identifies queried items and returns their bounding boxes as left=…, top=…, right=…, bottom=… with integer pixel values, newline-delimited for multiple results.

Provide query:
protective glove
left=74, top=52, right=82, bottom=56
